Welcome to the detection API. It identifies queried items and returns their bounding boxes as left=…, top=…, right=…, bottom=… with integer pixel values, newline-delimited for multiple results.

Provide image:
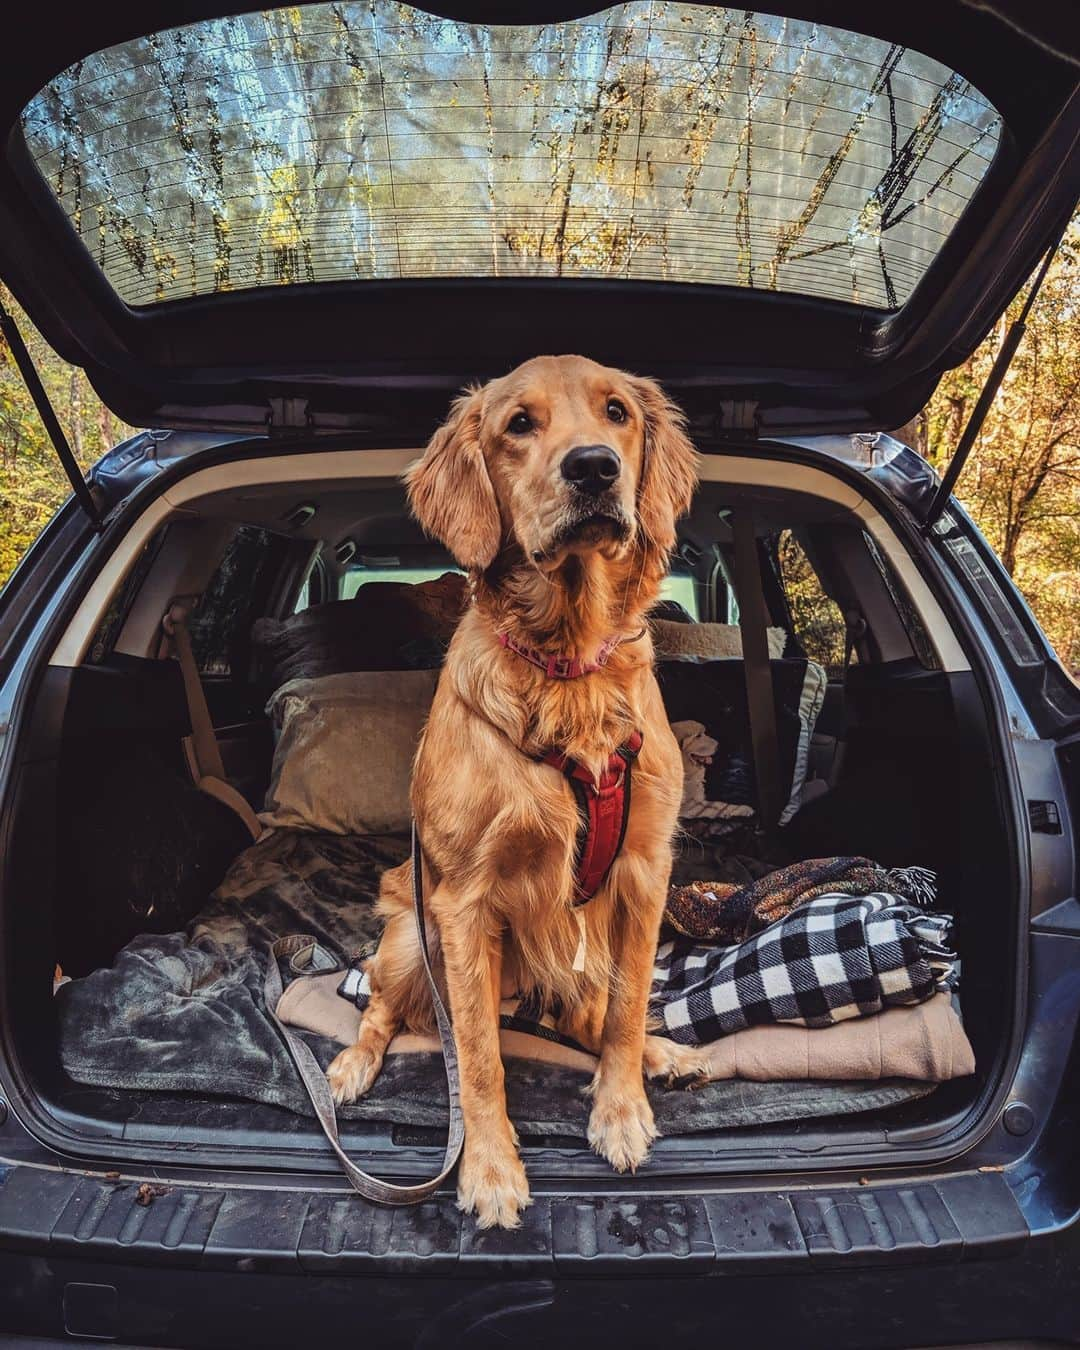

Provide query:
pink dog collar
left=496, top=628, right=642, bottom=679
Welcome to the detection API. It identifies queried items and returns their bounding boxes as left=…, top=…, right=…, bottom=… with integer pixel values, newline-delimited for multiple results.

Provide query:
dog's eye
left=606, top=398, right=628, bottom=424
left=507, top=411, right=533, bottom=436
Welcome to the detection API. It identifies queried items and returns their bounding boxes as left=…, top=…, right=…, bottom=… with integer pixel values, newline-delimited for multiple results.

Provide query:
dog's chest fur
left=413, top=636, right=666, bottom=1005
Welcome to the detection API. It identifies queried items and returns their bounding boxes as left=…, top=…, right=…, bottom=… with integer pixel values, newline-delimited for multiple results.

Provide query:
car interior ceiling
left=2, top=470, right=1016, bottom=1152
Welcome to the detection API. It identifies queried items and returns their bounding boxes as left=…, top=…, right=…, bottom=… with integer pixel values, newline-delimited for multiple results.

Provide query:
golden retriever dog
left=327, top=354, right=705, bottom=1228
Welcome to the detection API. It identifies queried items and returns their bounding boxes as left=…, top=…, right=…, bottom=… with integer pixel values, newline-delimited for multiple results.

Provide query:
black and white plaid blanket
left=342, top=891, right=955, bottom=1052
left=650, top=893, right=955, bottom=1046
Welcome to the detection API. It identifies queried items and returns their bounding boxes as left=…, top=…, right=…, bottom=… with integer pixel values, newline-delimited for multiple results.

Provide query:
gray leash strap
left=264, top=824, right=464, bottom=1205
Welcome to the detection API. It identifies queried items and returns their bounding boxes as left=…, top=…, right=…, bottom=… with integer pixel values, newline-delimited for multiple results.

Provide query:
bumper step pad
left=0, top=1163, right=1027, bottom=1274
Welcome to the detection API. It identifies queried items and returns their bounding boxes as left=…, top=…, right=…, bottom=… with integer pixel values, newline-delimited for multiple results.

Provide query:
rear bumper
left=0, top=1225, right=1077, bottom=1349
left=1, top=1159, right=1076, bottom=1348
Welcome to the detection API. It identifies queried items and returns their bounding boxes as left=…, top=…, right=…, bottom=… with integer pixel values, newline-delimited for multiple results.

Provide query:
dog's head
left=406, top=355, right=698, bottom=573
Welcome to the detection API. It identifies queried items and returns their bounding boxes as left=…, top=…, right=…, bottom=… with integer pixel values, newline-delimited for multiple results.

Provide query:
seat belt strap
left=164, top=600, right=227, bottom=781
left=843, top=610, right=867, bottom=676
left=732, top=511, right=784, bottom=836
left=163, top=599, right=262, bottom=842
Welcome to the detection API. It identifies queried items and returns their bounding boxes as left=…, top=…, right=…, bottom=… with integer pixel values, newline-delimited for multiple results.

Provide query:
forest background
left=2, top=213, right=1078, bottom=668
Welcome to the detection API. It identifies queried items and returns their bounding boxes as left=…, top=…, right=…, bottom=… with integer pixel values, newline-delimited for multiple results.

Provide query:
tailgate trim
left=0, top=1164, right=1028, bottom=1274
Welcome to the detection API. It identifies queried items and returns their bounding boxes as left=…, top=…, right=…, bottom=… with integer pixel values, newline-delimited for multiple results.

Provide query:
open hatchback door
left=0, top=0, right=1077, bottom=440
left=6, top=8, right=1080, bottom=1337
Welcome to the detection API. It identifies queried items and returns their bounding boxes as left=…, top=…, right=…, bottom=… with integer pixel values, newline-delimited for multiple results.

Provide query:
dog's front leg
left=431, top=883, right=531, bottom=1229
left=587, top=852, right=666, bottom=1172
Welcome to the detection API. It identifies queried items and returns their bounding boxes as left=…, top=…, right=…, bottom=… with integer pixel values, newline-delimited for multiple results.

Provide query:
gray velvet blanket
left=57, top=829, right=932, bottom=1136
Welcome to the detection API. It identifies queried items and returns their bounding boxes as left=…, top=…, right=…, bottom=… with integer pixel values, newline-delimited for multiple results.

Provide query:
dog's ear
left=629, top=375, right=699, bottom=557
left=406, top=388, right=501, bottom=570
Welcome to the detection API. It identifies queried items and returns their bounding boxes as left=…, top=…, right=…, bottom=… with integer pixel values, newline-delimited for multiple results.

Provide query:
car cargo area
left=0, top=445, right=1019, bottom=1177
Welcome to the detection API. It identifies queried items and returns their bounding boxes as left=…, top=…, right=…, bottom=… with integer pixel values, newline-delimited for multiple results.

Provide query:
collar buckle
left=547, top=654, right=578, bottom=679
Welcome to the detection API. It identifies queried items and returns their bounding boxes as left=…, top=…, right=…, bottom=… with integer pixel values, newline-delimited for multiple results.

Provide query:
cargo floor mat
left=57, top=829, right=934, bottom=1136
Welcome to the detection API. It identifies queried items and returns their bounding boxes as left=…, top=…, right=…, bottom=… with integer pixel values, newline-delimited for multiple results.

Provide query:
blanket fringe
left=883, top=865, right=937, bottom=907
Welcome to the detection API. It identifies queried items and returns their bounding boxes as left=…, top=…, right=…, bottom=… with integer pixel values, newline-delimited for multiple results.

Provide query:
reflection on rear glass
left=22, top=2, right=1000, bottom=309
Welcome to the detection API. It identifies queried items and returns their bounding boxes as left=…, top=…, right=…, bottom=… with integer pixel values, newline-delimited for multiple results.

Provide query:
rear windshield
left=21, top=2, right=1000, bottom=310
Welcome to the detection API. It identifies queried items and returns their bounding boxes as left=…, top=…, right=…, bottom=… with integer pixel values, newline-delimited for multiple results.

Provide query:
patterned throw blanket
left=665, top=855, right=938, bottom=944
left=651, top=893, right=956, bottom=1046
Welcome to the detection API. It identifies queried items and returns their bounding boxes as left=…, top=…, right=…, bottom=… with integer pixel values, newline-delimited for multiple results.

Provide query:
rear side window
left=775, top=530, right=847, bottom=677
left=188, top=526, right=292, bottom=677
left=293, top=558, right=325, bottom=614
left=22, top=2, right=1001, bottom=310
left=862, top=530, right=940, bottom=670
left=86, top=525, right=169, bottom=664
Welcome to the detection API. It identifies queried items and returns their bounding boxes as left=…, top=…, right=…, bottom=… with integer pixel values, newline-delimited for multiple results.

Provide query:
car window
left=340, top=565, right=463, bottom=601
left=188, top=526, right=293, bottom=677
left=657, top=571, right=698, bottom=620
left=23, top=2, right=1000, bottom=311
left=340, top=562, right=698, bottom=619
left=292, top=557, right=326, bottom=614
left=86, top=525, right=169, bottom=665
left=293, top=572, right=316, bottom=615
left=862, top=530, right=940, bottom=671
left=774, top=529, right=847, bottom=677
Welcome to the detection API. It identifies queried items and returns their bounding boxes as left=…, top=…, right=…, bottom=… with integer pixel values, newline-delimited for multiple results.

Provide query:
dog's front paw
left=587, top=1082, right=658, bottom=1173
left=457, top=1140, right=532, bottom=1230
left=642, top=1034, right=711, bottom=1088
left=326, top=1043, right=383, bottom=1105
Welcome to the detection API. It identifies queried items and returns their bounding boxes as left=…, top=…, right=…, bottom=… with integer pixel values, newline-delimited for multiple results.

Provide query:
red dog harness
left=541, top=731, right=644, bottom=904
left=498, top=626, right=645, bottom=909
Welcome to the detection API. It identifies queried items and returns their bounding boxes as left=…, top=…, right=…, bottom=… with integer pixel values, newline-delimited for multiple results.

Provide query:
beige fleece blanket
left=276, top=975, right=974, bottom=1084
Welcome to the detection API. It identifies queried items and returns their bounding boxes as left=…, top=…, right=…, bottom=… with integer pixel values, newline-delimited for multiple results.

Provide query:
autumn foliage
left=895, top=217, right=1080, bottom=670
left=2, top=217, right=1079, bottom=669
left=0, top=291, right=131, bottom=583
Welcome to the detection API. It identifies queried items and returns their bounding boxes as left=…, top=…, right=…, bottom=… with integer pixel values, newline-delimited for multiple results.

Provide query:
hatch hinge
left=0, top=296, right=102, bottom=529
left=266, top=396, right=313, bottom=435
left=922, top=226, right=1066, bottom=531
left=714, top=400, right=760, bottom=441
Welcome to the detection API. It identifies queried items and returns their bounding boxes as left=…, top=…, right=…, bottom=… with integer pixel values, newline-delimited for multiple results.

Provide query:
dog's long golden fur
left=327, top=355, right=706, bottom=1228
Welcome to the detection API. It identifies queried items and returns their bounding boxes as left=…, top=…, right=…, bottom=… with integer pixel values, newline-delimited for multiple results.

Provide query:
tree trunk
left=69, top=370, right=84, bottom=463
left=97, top=403, right=115, bottom=453
left=1000, top=520, right=1021, bottom=578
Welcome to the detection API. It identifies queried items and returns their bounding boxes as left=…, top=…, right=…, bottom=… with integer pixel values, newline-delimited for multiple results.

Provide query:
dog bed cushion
left=280, top=973, right=972, bottom=1084
left=652, top=617, right=787, bottom=662
left=260, top=670, right=438, bottom=835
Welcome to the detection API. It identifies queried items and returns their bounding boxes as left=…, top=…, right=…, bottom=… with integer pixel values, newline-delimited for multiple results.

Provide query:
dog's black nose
left=561, top=444, right=621, bottom=496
